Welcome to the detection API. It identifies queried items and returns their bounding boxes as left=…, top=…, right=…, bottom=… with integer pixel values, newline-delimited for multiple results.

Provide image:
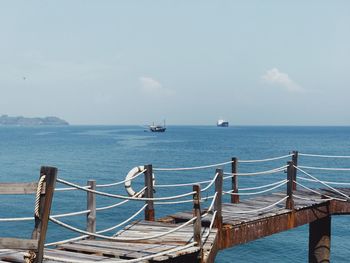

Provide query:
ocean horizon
left=1, top=125, right=349, bottom=262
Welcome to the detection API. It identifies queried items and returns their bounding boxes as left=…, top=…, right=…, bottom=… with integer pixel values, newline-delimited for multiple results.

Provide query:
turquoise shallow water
left=0, top=125, right=349, bottom=262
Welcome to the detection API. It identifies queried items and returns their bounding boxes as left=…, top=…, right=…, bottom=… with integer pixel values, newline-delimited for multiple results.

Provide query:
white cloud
left=262, top=68, right=303, bottom=92
left=140, top=76, right=174, bottom=96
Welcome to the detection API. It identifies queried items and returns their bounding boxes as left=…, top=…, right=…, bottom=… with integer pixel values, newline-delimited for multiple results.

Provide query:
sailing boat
left=149, top=120, right=166, bottom=132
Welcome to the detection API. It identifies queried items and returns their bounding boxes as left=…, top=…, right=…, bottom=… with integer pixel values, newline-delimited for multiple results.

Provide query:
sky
left=0, top=1, right=350, bottom=125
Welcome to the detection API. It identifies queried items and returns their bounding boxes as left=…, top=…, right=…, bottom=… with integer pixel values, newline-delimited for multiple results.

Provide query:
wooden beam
left=0, top=182, right=39, bottom=195
left=0, top=238, right=38, bottom=250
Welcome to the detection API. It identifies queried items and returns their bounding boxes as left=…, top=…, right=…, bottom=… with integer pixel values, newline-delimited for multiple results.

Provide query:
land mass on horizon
left=0, top=115, right=69, bottom=126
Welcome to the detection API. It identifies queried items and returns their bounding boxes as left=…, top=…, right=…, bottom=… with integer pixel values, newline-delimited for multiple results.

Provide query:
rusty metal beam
left=220, top=202, right=331, bottom=249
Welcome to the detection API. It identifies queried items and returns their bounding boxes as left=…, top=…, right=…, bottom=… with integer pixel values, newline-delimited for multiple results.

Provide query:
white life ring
left=125, top=166, right=155, bottom=197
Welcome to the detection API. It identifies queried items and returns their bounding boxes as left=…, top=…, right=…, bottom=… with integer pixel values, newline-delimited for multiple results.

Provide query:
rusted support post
left=214, top=169, right=223, bottom=230
left=144, top=164, right=155, bottom=221
left=309, top=216, right=331, bottom=263
left=286, top=161, right=294, bottom=210
left=193, top=184, right=202, bottom=248
left=87, top=180, right=96, bottom=239
left=292, top=151, right=298, bottom=191
left=33, top=166, right=57, bottom=263
left=231, top=157, right=239, bottom=204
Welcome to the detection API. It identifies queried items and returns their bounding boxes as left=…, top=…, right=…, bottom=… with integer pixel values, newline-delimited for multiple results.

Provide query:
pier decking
left=1, top=152, right=350, bottom=262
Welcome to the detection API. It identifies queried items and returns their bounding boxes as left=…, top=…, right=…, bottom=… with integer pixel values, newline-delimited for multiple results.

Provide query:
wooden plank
left=0, top=182, right=39, bottom=195
left=0, top=249, right=26, bottom=263
left=44, top=248, right=119, bottom=262
left=0, top=238, right=38, bottom=250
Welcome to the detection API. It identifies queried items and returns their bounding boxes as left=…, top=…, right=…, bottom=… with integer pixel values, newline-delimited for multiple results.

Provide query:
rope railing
left=153, top=160, right=234, bottom=171
left=224, top=179, right=288, bottom=196
left=55, top=169, right=146, bottom=192
left=0, top=216, right=34, bottom=222
left=298, top=176, right=350, bottom=186
left=56, top=178, right=196, bottom=201
left=202, top=192, right=218, bottom=217
left=295, top=166, right=350, bottom=201
left=238, top=179, right=288, bottom=191
left=238, top=154, right=293, bottom=163
left=155, top=179, right=213, bottom=188
left=299, top=153, right=350, bottom=159
left=298, top=165, right=350, bottom=171
left=55, top=185, right=91, bottom=192
left=202, top=210, right=217, bottom=241
left=222, top=195, right=288, bottom=214
left=294, top=181, right=347, bottom=202
left=201, top=172, right=219, bottom=192
left=96, top=169, right=146, bottom=188
left=49, top=215, right=197, bottom=241
left=223, top=165, right=287, bottom=178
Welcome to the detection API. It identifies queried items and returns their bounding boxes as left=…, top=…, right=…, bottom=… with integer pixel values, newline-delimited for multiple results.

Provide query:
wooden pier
left=1, top=152, right=350, bottom=262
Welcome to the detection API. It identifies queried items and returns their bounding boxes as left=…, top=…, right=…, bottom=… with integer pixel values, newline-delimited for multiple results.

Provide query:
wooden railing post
left=214, top=169, right=223, bottom=230
left=144, top=164, right=155, bottom=221
left=33, top=166, right=57, bottom=263
left=292, top=151, right=298, bottom=191
left=193, top=184, right=202, bottom=248
left=231, top=157, right=239, bottom=203
left=87, top=180, right=96, bottom=239
left=286, top=161, right=295, bottom=210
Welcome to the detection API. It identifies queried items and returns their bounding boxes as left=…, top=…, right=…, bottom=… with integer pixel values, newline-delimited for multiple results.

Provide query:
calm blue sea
left=1, top=125, right=349, bottom=262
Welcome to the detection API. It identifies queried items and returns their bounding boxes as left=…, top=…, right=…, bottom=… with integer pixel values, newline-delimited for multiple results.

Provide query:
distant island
left=0, top=115, right=69, bottom=126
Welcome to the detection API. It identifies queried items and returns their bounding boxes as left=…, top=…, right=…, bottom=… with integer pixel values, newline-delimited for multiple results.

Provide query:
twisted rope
left=295, top=166, right=350, bottom=201
left=56, top=178, right=195, bottom=201
left=299, top=153, right=350, bottom=158
left=294, top=181, right=347, bottom=202
left=238, top=179, right=288, bottom=191
left=49, top=215, right=196, bottom=241
left=238, top=154, right=293, bottom=163
left=153, top=160, right=233, bottom=171
left=298, top=176, right=350, bottom=186
left=224, top=179, right=287, bottom=196
left=34, top=175, right=46, bottom=218
left=298, top=165, right=350, bottom=171
left=223, top=165, right=287, bottom=177
left=222, top=196, right=288, bottom=214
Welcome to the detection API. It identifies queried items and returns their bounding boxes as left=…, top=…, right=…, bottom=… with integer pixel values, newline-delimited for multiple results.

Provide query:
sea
left=0, top=125, right=349, bottom=262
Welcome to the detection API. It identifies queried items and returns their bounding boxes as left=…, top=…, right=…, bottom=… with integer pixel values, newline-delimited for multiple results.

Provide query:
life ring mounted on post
left=125, top=166, right=155, bottom=197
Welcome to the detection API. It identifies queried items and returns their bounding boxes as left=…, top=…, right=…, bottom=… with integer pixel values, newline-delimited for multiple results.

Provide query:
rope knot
left=24, top=250, right=36, bottom=263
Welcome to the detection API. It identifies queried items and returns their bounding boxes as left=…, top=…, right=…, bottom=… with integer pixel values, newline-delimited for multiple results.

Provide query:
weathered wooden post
left=87, top=180, right=96, bottom=239
left=193, top=184, right=202, bottom=248
left=309, top=216, right=331, bottom=263
left=144, top=164, right=155, bottom=221
left=286, top=161, right=294, bottom=210
left=32, top=166, right=57, bottom=263
left=292, top=151, right=298, bottom=191
left=214, top=169, right=223, bottom=230
left=231, top=157, right=239, bottom=204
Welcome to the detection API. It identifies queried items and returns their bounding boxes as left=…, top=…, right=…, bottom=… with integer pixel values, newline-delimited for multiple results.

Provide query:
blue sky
left=0, top=1, right=349, bottom=125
